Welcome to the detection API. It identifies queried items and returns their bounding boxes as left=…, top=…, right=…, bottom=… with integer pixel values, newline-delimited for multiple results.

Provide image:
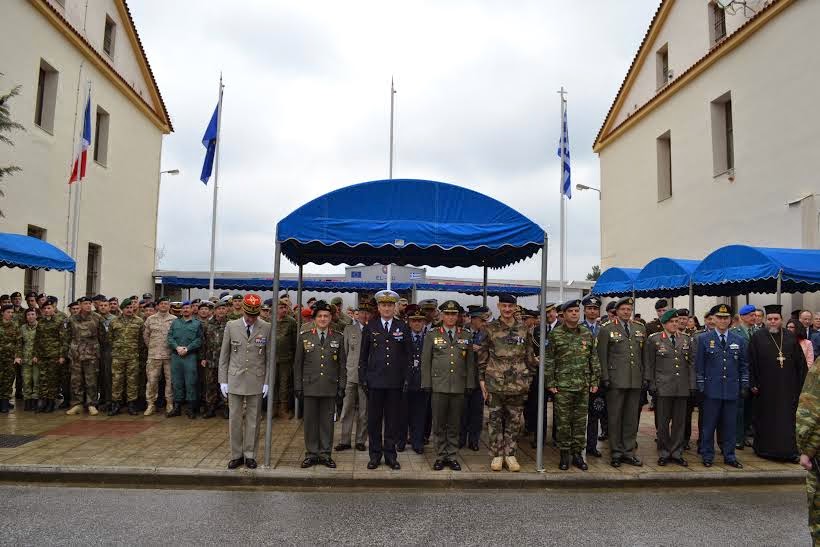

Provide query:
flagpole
left=386, top=77, right=396, bottom=291
left=207, top=74, right=224, bottom=298
left=65, top=63, right=84, bottom=304
left=558, top=87, right=567, bottom=303
left=69, top=81, right=91, bottom=302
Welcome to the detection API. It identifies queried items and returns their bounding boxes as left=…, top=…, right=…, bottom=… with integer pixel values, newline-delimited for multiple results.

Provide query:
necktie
left=413, top=335, right=419, bottom=344
left=384, top=321, right=390, bottom=332
left=246, top=324, right=251, bottom=339
left=671, top=335, right=676, bottom=347
left=320, top=332, right=325, bottom=346
left=720, top=334, right=726, bottom=348
left=624, top=323, right=630, bottom=338
left=448, top=330, right=454, bottom=343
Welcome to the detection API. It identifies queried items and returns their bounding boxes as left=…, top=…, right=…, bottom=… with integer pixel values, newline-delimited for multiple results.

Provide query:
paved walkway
left=0, top=404, right=802, bottom=485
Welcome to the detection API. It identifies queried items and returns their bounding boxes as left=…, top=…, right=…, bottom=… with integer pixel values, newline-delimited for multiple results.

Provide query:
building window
left=34, top=59, right=59, bottom=133
left=711, top=92, right=734, bottom=175
left=86, top=243, right=101, bottom=297
left=657, top=131, right=672, bottom=201
left=655, top=44, right=670, bottom=90
left=103, top=16, right=116, bottom=57
left=24, top=225, right=46, bottom=294
left=94, top=106, right=110, bottom=166
left=709, top=2, right=727, bottom=45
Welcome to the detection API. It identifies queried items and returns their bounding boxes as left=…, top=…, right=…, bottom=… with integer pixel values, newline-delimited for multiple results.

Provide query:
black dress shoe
left=367, top=459, right=380, bottom=470
left=586, top=448, right=602, bottom=458
left=735, top=443, right=744, bottom=450
left=228, top=457, right=244, bottom=469
left=703, top=460, right=713, bottom=467
left=387, top=460, right=401, bottom=470
left=396, top=444, right=406, bottom=453
left=334, top=443, right=352, bottom=451
left=725, top=460, right=743, bottom=469
left=610, top=458, right=622, bottom=468
left=413, top=447, right=424, bottom=455
left=448, top=460, right=461, bottom=471
left=107, top=403, right=120, bottom=416
left=433, top=460, right=445, bottom=471
left=622, top=456, right=643, bottom=467
left=657, top=457, right=668, bottom=466
left=468, top=440, right=480, bottom=452
left=321, top=457, right=336, bottom=469
left=245, top=458, right=258, bottom=469
left=0, top=400, right=9, bottom=413
left=301, top=457, right=316, bottom=469
left=559, top=451, right=570, bottom=471
left=572, top=454, right=588, bottom=471
left=671, top=456, right=688, bottom=467
left=355, top=443, right=367, bottom=452
left=598, top=433, right=608, bottom=441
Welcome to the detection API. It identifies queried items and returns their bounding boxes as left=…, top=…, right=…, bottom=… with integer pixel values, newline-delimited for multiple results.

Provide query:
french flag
left=69, top=87, right=92, bottom=184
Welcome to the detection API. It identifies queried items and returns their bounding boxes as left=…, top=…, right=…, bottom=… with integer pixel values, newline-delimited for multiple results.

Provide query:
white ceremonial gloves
left=220, top=383, right=228, bottom=397
left=262, top=384, right=269, bottom=397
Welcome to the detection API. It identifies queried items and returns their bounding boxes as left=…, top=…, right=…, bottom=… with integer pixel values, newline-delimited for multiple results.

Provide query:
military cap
left=242, top=293, right=262, bottom=316
left=615, top=296, right=634, bottom=309
left=763, top=304, right=782, bottom=316
left=263, top=298, right=274, bottom=307
left=77, top=296, right=92, bottom=303
left=279, top=292, right=289, bottom=299
left=709, top=303, right=732, bottom=317
left=171, top=302, right=183, bottom=311
left=561, top=299, right=581, bottom=312
left=108, top=297, right=119, bottom=303
left=467, top=305, right=489, bottom=318
left=497, top=293, right=516, bottom=304
left=37, top=292, right=47, bottom=299
left=219, top=291, right=230, bottom=299
left=190, top=298, right=201, bottom=304
left=544, top=302, right=557, bottom=313
left=397, top=297, right=408, bottom=305
left=120, top=298, right=133, bottom=309
left=654, top=299, right=668, bottom=310
left=523, top=308, right=540, bottom=318
left=356, top=299, right=372, bottom=311
left=199, top=300, right=214, bottom=309
left=232, top=294, right=243, bottom=301
left=676, top=309, right=690, bottom=317
left=581, top=295, right=602, bottom=308
left=419, top=298, right=438, bottom=310
left=605, top=301, right=617, bottom=312
left=310, top=300, right=331, bottom=317
left=439, top=300, right=463, bottom=314
left=92, top=294, right=106, bottom=302
left=142, top=293, right=154, bottom=299
left=660, top=309, right=678, bottom=323
left=68, top=301, right=78, bottom=307
left=180, top=300, right=192, bottom=307
left=46, top=296, right=58, bottom=304
left=330, top=296, right=343, bottom=306
left=739, top=304, right=756, bottom=316
left=143, top=301, right=156, bottom=309
left=375, top=290, right=400, bottom=304
left=261, top=303, right=271, bottom=311
left=25, top=291, right=37, bottom=299
left=0, top=295, right=9, bottom=301
left=219, top=294, right=232, bottom=304
left=1, top=304, right=13, bottom=313
left=214, top=300, right=227, bottom=308
left=10, top=292, right=21, bottom=298
left=403, top=304, right=424, bottom=320
left=157, top=296, right=171, bottom=303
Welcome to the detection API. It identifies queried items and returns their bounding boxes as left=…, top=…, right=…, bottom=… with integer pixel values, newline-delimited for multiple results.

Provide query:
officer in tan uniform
left=219, top=294, right=271, bottom=470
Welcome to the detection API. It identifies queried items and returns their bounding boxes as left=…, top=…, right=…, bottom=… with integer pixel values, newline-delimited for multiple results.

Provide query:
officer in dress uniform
left=359, top=290, right=412, bottom=470
left=397, top=304, right=428, bottom=454
left=460, top=305, right=488, bottom=451
left=294, top=301, right=346, bottom=469
left=696, top=304, right=749, bottom=468
left=581, top=295, right=607, bottom=457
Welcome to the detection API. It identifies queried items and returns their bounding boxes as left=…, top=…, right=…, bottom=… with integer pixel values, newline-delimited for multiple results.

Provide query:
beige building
left=595, top=0, right=819, bottom=318
left=0, top=0, right=171, bottom=303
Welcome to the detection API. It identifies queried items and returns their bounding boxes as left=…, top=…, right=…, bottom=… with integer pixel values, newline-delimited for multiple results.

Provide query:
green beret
left=157, top=297, right=171, bottom=303
left=660, top=309, right=678, bottom=324
left=120, top=298, right=133, bottom=309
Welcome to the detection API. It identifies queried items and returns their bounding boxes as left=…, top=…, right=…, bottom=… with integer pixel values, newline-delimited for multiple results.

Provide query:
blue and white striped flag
left=557, top=103, right=571, bottom=199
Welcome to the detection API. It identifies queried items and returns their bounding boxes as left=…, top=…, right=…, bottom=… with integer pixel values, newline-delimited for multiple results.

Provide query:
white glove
left=262, top=384, right=269, bottom=397
left=220, top=383, right=228, bottom=397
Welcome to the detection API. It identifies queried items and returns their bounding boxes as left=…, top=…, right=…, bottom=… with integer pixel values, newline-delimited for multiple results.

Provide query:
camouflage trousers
left=145, top=359, right=173, bottom=405
left=22, top=362, right=40, bottom=400
left=486, top=393, right=527, bottom=457
left=0, top=359, right=15, bottom=400
left=204, top=367, right=222, bottom=406
left=37, top=359, right=61, bottom=399
left=554, top=389, right=589, bottom=453
left=274, top=359, right=292, bottom=404
left=111, top=356, right=140, bottom=403
left=70, top=358, right=99, bottom=407
left=808, top=471, right=820, bottom=544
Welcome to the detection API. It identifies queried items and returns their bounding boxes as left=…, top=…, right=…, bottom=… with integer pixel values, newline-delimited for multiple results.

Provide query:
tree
left=586, top=265, right=601, bottom=281
left=0, top=79, right=25, bottom=218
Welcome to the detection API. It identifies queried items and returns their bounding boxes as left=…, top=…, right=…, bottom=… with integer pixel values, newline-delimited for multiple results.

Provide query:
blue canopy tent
left=0, top=233, right=75, bottom=271
left=692, top=245, right=820, bottom=302
left=590, top=267, right=640, bottom=297
left=634, top=258, right=700, bottom=311
left=265, top=178, right=551, bottom=469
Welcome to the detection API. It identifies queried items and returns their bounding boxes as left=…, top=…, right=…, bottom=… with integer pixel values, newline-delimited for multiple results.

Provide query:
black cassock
left=749, top=328, right=807, bottom=460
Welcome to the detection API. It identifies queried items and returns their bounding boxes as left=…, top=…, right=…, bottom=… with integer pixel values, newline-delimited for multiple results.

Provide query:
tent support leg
left=536, top=234, right=549, bottom=472
left=482, top=265, right=488, bottom=307
left=264, top=241, right=282, bottom=467
left=632, top=290, right=636, bottom=319
left=776, top=270, right=782, bottom=306
left=689, top=281, right=694, bottom=317
left=295, top=264, right=303, bottom=420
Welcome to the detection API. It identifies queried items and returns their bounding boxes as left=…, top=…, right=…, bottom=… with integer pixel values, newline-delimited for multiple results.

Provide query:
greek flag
left=557, top=103, right=571, bottom=199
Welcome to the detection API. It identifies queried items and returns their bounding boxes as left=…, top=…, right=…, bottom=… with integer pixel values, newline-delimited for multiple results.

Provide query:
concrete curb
left=0, top=464, right=806, bottom=490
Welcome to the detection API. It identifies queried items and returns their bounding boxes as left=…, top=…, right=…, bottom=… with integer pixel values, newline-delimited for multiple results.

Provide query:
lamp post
left=575, top=183, right=600, bottom=199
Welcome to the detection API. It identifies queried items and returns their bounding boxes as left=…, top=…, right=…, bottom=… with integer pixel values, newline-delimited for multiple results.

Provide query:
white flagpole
left=386, top=77, right=396, bottom=291
left=207, top=74, right=224, bottom=298
left=69, top=81, right=91, bottom=302
left=558, top=87, right=567, bottom=303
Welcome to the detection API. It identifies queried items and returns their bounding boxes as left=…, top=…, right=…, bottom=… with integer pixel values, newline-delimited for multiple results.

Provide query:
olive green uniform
left=274, top=315, right=297, bottom=406
left=796, top=357, right=820, bottom=543
left=67, top=312, right=105, bottom=407
left=109, top=315, right=144, bottom=403
left=0, top=320, right=22, bottom=400
left=32, top=315, right=68, bottom=401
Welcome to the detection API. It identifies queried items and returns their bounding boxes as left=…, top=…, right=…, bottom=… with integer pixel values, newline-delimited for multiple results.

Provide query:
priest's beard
left=767, top=327, right=780, bottom=334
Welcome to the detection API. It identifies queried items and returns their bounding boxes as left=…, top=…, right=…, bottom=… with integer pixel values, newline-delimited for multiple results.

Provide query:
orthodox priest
left=749, top=304, right=807, bottom=462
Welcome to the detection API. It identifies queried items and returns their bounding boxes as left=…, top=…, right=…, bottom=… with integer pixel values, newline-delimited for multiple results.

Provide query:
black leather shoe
left=671, top=456, right=688, bottom=467
left=657, top=457, right=668, bottom=466
left=468, top=440, right=480, bottom=451
left=622, top=456, right=643, bottom=467
left=107, top=403, right=120, bottom=417
left=387, top=460, right=401, bottom=470
left=227, top=457, right=244, bottom=469
left=301, top=457, right=316, bottom=469
left=35, top=399, right=46, bottom=413
left=586, top=448, right=602, bottom=458
left=735, top=443, right=744, bottom=450
left=46, top=400, right=55, bottom=413
left=166, top=405, right=181, bottom=417
left=245, top=458, right=258, bottom=469
left=367, top=459, right=380, bottom=470
left=572, top=454, right=588, bottom=471
left=725, top=460, right=743, bottom=469
left=355, top=443, right=367, bottom=452
left=703, top=460, right=713, bottom=467
left=559, top=451, right=570, bottom=470
left=413, top=447, right=424, bottom=454
left=448, top=460, right=461, bottom=471
left=433, top=460, right=445, bottom=471
left=334, top=443, right=352, bottom=451
left=598, top=433, right=608, bottom=441
left=127, top=403, right=138, bottom=416
left=321, top=457, right=336, bottom=469
left=0, top=400, right=9, bottom=413
left=610, top=458, right=621, bottom=468
left=396, top=444, right=406, bottom=452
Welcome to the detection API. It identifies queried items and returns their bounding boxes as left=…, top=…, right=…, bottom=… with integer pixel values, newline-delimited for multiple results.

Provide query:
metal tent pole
left=482, top=264, right=488, bottom=307
left=776, top=269, right=782, bottom=305
left=263, top=240, right=282, bottom=467
left=689, top=280, right=695, bottom=316
left=295, top=265, right=303, bottom=419
left=536, top=233, right=549, bottom=472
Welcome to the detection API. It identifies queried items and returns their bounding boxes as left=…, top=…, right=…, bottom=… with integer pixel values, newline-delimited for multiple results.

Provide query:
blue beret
left=739, top=304, right=756, bottom=316
left=181, top=300, right=192, bottom=306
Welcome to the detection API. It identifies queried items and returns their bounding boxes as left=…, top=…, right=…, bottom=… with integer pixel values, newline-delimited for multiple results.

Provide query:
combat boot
left=87, top=405, right=99, bottom=416
left=66, top=404, right=83, bottom=416
left=203, top=405, right=216, bottom=419
left=107, top=403, right=120, bottom=416
left=0, top=399, right=9, bottom=413
left=504, top=456, right=521, bottom=472
left=559, top=451, right=570, bottom=470
left=46, top=400, right=56, bottom=413
left=186, top=401, right=198, bottom=419
left=144, top=404, right=156, bottom=416
left=35, top=399, right=46, bottom=413
left=572, top=453, right=588, bottom=471
left=490, top=456, right=504, bottom=471
left=127, top=402, right=138, bottom=416
left=166, top=404, right=182, bottom=418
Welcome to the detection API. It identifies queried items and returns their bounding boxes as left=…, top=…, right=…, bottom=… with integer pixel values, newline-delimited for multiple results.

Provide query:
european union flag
left=200, top=104, right=219, bottom=184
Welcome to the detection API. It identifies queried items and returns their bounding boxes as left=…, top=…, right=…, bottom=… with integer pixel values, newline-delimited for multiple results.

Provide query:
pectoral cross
left=777, top=352, right=786, bottom=368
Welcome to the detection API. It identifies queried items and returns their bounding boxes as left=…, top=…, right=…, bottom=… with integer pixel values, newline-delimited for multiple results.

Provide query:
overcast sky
left=130, top=0, right=659, bottom=282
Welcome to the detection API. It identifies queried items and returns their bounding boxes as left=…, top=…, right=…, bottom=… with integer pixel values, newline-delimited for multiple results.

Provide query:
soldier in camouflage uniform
left=109, top=298, right=144, bottom=416
left=274, top=298, right=297, bottom=418
left=96, top=297, right=116, bottom=411
left=20, top=309, right=39, bottom=411
left=796, top=356, right=820, bottom=544
left=66, top=296, right=105, bottom=416
left=477, top=293, right=536, bottom=472
left=142, top=297, right=176, bottom=416
left=202, top=301, right=228, bottom=418
left=0, top=305, right=23, bottom=413
left=227, top=294, right=244, bottom=321
left=545, top=299, right=601, bottom=471
left=32, top=300, right=67, bottom=413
